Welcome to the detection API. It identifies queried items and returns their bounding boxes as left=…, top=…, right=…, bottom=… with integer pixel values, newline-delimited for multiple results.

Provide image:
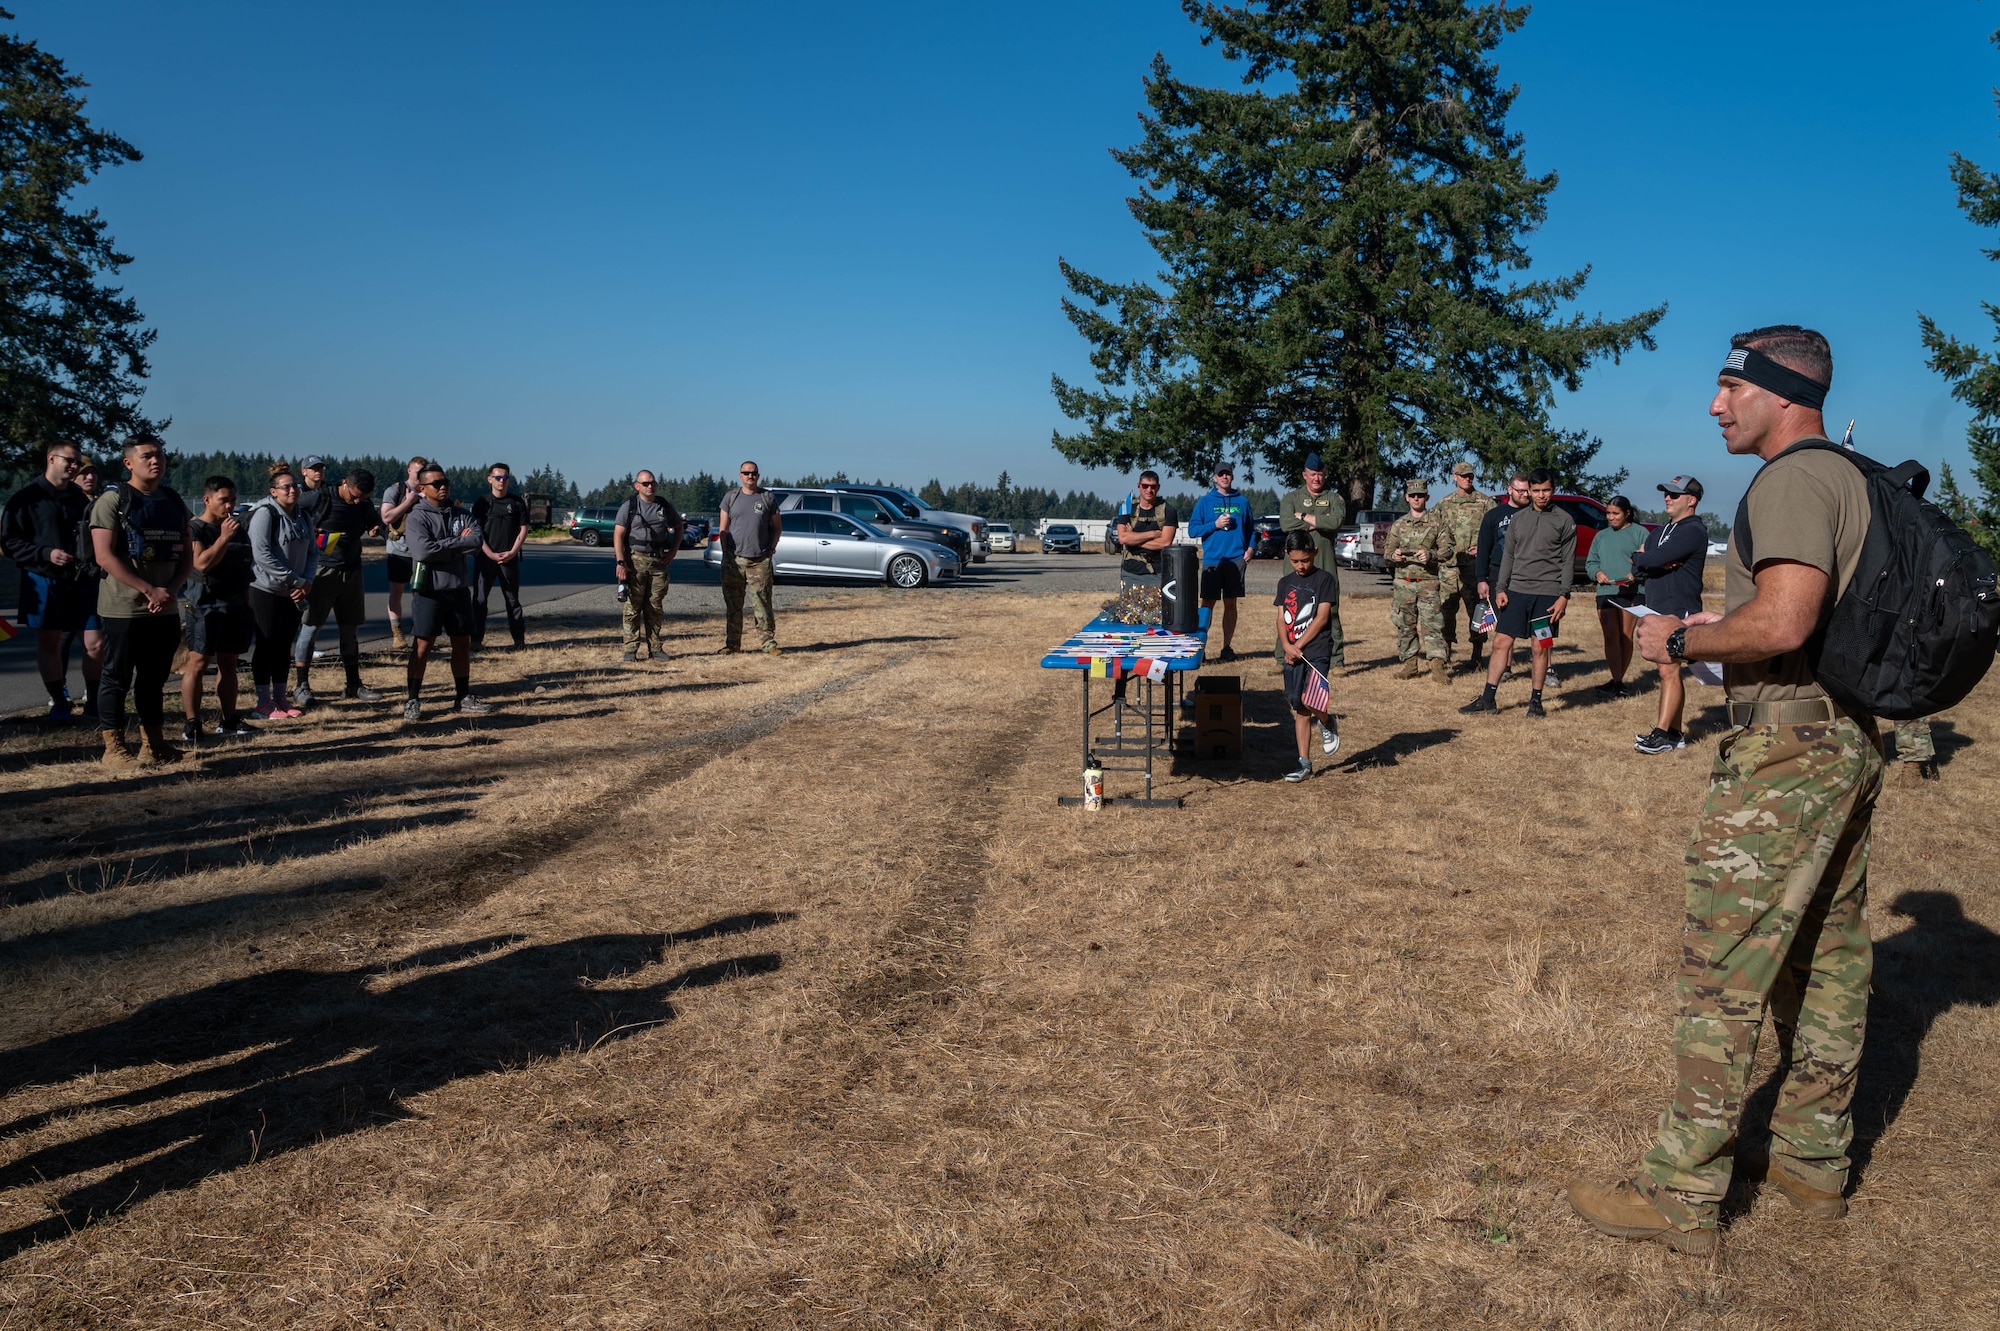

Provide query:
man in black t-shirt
left=1273, top=531, right=1341, bottom=781
left=294, top=468, right=382, bottom=702
left=182, top=476, right=256, bottom=740
left=471, top=462, right=531, bottom=650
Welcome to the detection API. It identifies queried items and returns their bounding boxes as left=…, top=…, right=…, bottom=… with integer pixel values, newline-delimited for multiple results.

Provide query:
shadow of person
left=0, top=921, right=787, bottom=1258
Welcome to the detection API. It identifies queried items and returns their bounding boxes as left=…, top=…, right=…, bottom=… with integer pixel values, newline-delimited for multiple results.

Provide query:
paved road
left=1, top=544, right=1391, bottom=717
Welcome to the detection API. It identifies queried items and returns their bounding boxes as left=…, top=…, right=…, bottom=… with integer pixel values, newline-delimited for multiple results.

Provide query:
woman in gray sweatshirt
left=247, top=462, right=318, bottom=717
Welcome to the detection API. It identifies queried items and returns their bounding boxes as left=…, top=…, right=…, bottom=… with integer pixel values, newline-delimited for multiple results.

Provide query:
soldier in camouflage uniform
left=1385, top=480, right=1455, bottom=683
left=1277, top=451, right=1346, bottom=667
left=1889, top=717, right=1940, bottom=786
left=1433, top=461, right=1495, bottom=671
left=1569, top=325, right=1881, bottom=1256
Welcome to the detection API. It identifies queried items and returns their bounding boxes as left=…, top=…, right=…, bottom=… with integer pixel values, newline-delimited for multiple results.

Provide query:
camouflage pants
left=1637, top=716, right=1884, bottom=1230
left=721, top=554, right=776, bottom=649
left=1890, top=717, right=1935, bottom=763
left=1440, top=557, right=1484, bottom=654
left=1390, top=576, right=1445, bottom=661
left=621, top=551, right=670, bottom=655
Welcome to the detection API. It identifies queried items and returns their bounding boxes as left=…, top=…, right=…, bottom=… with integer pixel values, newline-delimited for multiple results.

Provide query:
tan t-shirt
left=1722, top=442, right=1870, bottom=702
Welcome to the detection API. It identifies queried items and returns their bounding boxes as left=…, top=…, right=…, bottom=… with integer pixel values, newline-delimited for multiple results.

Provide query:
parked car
left=568, top=505, right=620, bottom=547
left=703, top=510, right=960, bottom=587
left=1250, top=515, right=1285, bottom=559
left=768, top=487, right=970, bottom=563
left=1349, top=509, right=1404, bottom=572
left=987, top=522, right=1016, bottom=553
left=1042, top=522, right=1083, bottom=554
left=827, top=483, right=989, bottom=562
left=1334, top=529, right=1363, bottom=568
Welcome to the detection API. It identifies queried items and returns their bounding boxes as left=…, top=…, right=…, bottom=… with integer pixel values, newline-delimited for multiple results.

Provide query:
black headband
left=1720, top=346, right=1827, bottom=409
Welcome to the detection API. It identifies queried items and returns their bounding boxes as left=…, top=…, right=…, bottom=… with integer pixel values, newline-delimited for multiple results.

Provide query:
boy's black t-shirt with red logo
left=1274, top=568, right=1338, bottom=662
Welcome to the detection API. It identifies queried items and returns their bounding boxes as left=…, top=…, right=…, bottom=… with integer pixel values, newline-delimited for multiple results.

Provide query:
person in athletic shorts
left=295, top=467, right=382, bottom=703
left=1274, top=531, right=1340, bottom=781
left=1190, top=461, right=1252, bottom=660
left=1, top=440, right=102, bottom=720
left=246, top=463, right=318, bottom=719
left=402, top=464, right=491, bottom=720
left=1462, top=468, right=1574, bottom=719
left=181, top=477, right=257, bottom=742
left=379, top=455, right=427, bottom=649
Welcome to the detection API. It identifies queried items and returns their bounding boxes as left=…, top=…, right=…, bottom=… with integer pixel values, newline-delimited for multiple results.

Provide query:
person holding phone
left=402, top=465, right=491, bottom=720
left=182, top=476, right=257, bottom=741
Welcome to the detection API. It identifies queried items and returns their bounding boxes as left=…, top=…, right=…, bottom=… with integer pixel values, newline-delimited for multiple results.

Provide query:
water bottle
left=616, top=581, right=629, bottom=603
left=1083, top=757, right=1104, bottom=811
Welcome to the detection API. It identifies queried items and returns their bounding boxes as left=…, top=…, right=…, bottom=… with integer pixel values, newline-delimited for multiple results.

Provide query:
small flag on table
left=1144, top=658, right=1167, bottom=683
left=0, top=616, right=17, bottom=641
left=1301, top=661, right=1331, bottom=714
left=1089, top=657, right=1108, bottom=678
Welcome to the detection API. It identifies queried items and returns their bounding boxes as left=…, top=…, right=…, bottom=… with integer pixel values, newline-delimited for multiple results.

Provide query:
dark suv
left=770, top=488, right=971, bottom=562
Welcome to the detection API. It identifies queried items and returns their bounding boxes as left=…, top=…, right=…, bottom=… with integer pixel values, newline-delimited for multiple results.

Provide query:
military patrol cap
left=1405, top=479, right=1430, bottom=496
left=1302, top=452, right=1324, bottom=472
left=1452, top=461, right=1476, bottom=477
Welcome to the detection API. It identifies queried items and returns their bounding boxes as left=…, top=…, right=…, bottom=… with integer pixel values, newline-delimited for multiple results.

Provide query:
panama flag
left=1301, top=661, right=1331, bottom=715
left=1145, top=658, right=1167, bottom=683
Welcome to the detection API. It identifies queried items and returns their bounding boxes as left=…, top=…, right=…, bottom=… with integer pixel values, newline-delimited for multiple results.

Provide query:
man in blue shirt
left=1189, top=461, right=1254, bottom=660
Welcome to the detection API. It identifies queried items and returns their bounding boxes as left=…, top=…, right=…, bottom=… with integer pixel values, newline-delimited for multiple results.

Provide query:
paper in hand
left=1616, top=603, right=1661, bottom=617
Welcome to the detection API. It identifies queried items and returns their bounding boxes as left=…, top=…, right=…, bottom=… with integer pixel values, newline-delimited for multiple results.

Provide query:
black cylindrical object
left=1160, top=545, right=1199, bottom=632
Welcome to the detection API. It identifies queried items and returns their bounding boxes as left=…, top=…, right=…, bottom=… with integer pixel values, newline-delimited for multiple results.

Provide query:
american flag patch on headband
left=1724, top=349, right=1749, bottom=371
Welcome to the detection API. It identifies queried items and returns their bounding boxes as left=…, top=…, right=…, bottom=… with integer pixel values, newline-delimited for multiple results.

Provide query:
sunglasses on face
left=423, top=480, right=449, bottom=489
left=636, top=481, right=656, bottom=487
left=1138, top=482, right=1160, bottom=490
left=740, top=471, right=758, bottom=478
left=272, top=482, right=298, bottom=492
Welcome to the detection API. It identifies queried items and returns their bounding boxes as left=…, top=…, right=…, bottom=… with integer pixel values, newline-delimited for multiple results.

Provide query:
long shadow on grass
left=0, top=915, right=791, bottom=1260
left=1335, top=728, right=1459, bottom=771
left=1726, top=890, right=2000, bottom=1213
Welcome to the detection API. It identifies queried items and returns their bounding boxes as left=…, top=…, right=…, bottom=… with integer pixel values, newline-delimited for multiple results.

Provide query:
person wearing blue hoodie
left=1189, top=461, right=1255, bottom=660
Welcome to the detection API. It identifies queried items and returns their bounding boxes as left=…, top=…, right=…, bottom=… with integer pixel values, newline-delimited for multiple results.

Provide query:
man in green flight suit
left=1433, top=461, right=1496, bottom=671
left=1277, top=452, right=1345, bottom=666
left=1384, top=479, right=1455, bottom=683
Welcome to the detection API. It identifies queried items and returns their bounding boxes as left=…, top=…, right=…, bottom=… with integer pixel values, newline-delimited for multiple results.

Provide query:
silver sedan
left=705, top=510, right=961, bottom=587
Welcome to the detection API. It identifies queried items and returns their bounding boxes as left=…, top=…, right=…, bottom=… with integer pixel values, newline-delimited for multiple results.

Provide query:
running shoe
left=1498, top=667, right=1515, bottom=683
left=181, top=718, right=202, bottom=745
left=293, top=684, right=314, bottom=708
left=1635, top=728, right=1686, bottom=755
left=1218, top=645, right=1237, bottom=663
left=345, top=685, right=385, bottom=702
left=403, top=698, right=421, bottom=723
left=1284, top=757, right=1312, bottom=783
left=1459, top=693, right=1497, bottom=715
left=1319, top=715, right=1340, bottom=756
left=455, top=694, right=493, bottom=716
left=1595, top=680, right=1626, bottom=698
left=216, top=714, right=254, bottom=737
left=46, top=698, right=75, bottom=723
left=1524, top=698, right=1547, bottom=719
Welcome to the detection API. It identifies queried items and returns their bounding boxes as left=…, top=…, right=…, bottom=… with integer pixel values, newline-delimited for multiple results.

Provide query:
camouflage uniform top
left=1385, top=508, right=1456, bottom=579
left=1433, top=488, right=1494, bottom=561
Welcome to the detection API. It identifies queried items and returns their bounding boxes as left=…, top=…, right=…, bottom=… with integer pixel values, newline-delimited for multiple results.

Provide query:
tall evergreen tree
left=1052, top=0, right=1663, bottom=504
left=1920, top=28, right=2000, bottom=561
left=0, top=9, right=156, bottom=466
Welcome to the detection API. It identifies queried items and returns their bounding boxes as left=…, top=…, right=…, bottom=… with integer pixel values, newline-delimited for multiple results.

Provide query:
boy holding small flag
left=1274, top=531, right=1340, bottom=781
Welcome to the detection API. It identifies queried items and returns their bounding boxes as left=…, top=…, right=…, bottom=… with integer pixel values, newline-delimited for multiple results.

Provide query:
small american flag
left=1301, top=661, right=1330, bottom=714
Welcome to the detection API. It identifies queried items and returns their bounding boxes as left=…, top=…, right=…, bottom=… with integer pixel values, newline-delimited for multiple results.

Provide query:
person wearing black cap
left=287, top=455, right=333, bottom=704
left=1277, top=452, right=1345, bottom=665
left=1631, top=477, right=1709, bottom=754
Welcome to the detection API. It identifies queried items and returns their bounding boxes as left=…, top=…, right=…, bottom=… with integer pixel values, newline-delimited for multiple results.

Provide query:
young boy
left=1274, top=530, right=1340, bottom=781
left=182, top=476, right=256, bottom=741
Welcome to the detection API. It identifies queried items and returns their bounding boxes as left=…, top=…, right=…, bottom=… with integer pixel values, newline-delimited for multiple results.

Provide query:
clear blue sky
left=22, top=0, right=2000, bottom=515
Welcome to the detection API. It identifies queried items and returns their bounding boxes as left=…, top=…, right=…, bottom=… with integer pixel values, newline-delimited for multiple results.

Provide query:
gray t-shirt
left=719, top=488, right=780, bottom=561
left=614, top=495, right=684, bottom=553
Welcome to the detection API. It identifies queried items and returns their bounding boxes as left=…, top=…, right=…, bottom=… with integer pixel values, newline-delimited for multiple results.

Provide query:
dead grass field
left=0, top=582, right=1995, bottom=1329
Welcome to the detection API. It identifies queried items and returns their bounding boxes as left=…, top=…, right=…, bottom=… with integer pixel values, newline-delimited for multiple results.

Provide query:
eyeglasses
left=740, top=469, right=759, bottom=477
left=636, top=480, right=656, bottom=487
left=1138, top=482, right=1160, bottom=491
left=272, top=482, right=298, bottom=492
left=53, top=455, right=81, bottom=469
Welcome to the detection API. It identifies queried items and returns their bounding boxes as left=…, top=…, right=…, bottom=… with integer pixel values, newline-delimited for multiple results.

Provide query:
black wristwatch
left=1666, top=626, right=1688, bottom=663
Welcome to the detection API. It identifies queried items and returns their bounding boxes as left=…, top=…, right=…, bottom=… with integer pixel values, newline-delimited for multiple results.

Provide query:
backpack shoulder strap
left=1732, top=439, right=1861, bottom=568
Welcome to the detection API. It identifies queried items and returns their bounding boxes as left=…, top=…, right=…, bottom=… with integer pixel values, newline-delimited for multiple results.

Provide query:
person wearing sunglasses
left=612, top=470, right=683, bottom=661
left=88, top=433, right=193, bottom=766
left=402, top=466, right=492, bottom=719
left=716, top=461, right=781, bottom=654
left=472, top=462, right=531, bottom=652
left=1113, top=470, right=1179, bottom=584
left=1630, top=476, right=1709, bottom=754
left=1, top=441, right=103, bottom=721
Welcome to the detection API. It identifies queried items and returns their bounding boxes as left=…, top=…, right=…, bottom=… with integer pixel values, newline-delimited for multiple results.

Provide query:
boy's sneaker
left=403, top=698, right=421, bottom=723
left=1524, top=698, right=1547, bottom=719
left=455, top=694, right=493, bottom=716
left=1319, top=715, right=1340, bottom=756
left=1635, top=728, right=1686, bottom=755
left=345, top=684, right=384, bottom=702
left=1459, top=693, right=1496, bottom=714
left=1218, top=645, right=1236, bottom=662
left=1284, top=757, right=1312, bottom=783
left=181, top=718, right=202, bottom=745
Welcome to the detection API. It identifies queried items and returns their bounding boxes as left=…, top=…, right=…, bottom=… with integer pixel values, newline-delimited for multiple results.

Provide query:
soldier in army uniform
left=1433, top=461, right=1495, bottom=672
left=1385, top=480, right=1455, bottom=682
left=1889, top=717, right=1940, bottom=785
left=1277, top=451, right=1345, bottom=666
left=1568, top=326, right=1882, bottom=1256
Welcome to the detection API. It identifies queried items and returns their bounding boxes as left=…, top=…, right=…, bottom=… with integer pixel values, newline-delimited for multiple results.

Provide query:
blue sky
left=22, top=0, right=2000, bottom=514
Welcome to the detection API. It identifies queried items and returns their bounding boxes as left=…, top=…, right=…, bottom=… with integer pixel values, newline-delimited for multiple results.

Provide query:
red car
left=1490, top=493, right=1654, bottom=585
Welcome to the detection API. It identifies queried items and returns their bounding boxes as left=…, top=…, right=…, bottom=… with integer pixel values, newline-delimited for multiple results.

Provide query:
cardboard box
left=1195, top=726, right=1242, bottom=760
left=1192, top=675, right=1241, bottom=759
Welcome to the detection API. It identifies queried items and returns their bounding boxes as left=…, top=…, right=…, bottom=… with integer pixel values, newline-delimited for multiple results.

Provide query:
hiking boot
left=100, top=729, right=139, bottom=769
left=1635, top=728, right=1686, bottom=755
left=722, top=643, right=742, bottom=655
left=345, top=684, right=384, bottom=702
left=1397, top=658, right=1422, bottom=680
left=1429, top=658, right=1449, bottom=685
left=454, top=694, right=493, bottom=716
left=138, top=725, right=185, bottom=765
left=1459, top=692, right=1496, bottom=715
left=1918, top=759, right=1941, bottom=782
left=622, top=649, right=639, bottom=662
left=1319, top=715, right=1340, bottom=757
left=1524, top=698, right=1547, bottom=719
left=403, top=698, right=421, bottom=724
left=761, top=643, right=783, bottom=656
left=1566, top=1178, right=1718, bottom=1255
left=1284, top=757, right=1312, bottom=783
left=391, top=625, right=408, bottom=651
left=1748, top=1154, right=1848, bottom=1219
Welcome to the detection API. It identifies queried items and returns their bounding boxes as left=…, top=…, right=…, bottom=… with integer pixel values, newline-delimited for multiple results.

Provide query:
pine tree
left=1052, top=0, right=1663, bottom=505
left=0, top=9, right=157, bottom=465
left=1920, top=28, right=2000, bottom=561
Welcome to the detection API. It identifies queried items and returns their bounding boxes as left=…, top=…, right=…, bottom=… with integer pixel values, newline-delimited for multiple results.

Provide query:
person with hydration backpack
left=246, top=462, right=318, bottom=719
left=87, top=434, right=194, bottom=767
left=1566, top=326, right=1920, bottom=1256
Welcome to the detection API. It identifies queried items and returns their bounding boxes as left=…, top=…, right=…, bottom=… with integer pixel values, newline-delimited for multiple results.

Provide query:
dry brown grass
left=0, top=584, right=1995, bottom=1329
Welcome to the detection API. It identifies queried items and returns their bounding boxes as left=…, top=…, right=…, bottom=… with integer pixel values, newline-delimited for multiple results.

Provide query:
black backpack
left=1735, top=441, right=2000, bottom=720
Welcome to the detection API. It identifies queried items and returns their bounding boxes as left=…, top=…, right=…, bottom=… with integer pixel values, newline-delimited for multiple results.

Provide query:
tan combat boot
left=391, top=623, right=408, bottom=651
left=1566, top=1178, right=1718, bottom=1255
left=100, top=729, right=139, bottom=770
left=1748, top=1154, right=1848, bottom=1219
left=137, top=725, right=185, bottom=766
left=1430, top=658, right=1449, bottom=685
left=1397, top=658, right=1422, bottom=680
